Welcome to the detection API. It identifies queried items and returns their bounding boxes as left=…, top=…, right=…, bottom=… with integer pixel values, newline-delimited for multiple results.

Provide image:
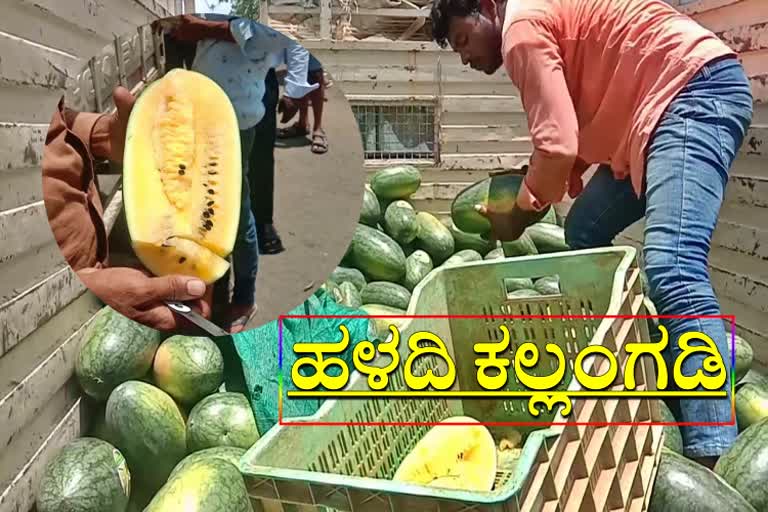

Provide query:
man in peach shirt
left=430, top=0, right=753, bottom=465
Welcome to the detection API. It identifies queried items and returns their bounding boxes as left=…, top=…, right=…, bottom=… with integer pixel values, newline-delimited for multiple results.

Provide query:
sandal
left=227, top=304, right=259, bottom=334
left=311, top=130, right=328, bottom=154
left=277, top=123, right=309, bottom=139
left=258, top=224, right=285, bottom=255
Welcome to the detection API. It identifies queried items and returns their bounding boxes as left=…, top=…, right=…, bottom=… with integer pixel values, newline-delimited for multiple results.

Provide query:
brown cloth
left=42, top=96, right=111, bottom=273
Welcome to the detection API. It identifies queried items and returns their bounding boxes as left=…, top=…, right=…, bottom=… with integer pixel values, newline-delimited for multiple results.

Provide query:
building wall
left=0, top=2, right=174, bottom=510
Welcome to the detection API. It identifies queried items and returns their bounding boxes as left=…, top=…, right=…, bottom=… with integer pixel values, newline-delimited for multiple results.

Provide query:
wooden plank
left=0, top=202, right=56, bottom=266
left=333, top=79, right=517, bottom=96
left=440, top=152, right=530, bottom=170
left=0, top=30, right=80, bottom=89
left=0, top=241, right=66, bottom=305
left=0, top=123, right=46, bottom=170
left=4, top=0, right=110, bottom=58
left=742, top=125, right=768, bottom=156
left=715, top=22, right=768, bottom=53
left=719, top=296, right=768, bottom=367
left=441, top=125, right=531, bottom=143
left=441, top=95, right=523, bottom=114
left=687, top=0, right=768, bottom=34
left=0, top=167, right=44, bottom=211
left=0, top=83, right=66, bottom=124
left=441, top=109, right=529, bottom=127
left=711, top=266, right=768, bottom=314
left=270, top=5, right=431, bottom=17
left=0, top=267, right=86, bottom=357
left=0, top=299, right=101, bottom=452
left=439, top=138, right=533, bottom=155
left=0, top=396, right=86, bottom=512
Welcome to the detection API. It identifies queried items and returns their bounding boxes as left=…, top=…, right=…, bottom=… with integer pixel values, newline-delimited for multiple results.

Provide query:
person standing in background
left=277, top=51, right=329, bottom=154
left=158, top=14, right=319, bottom=331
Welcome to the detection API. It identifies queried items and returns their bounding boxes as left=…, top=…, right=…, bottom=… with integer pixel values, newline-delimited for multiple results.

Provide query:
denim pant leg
left=564, top=164, right=646, bottom=249
left=231, top=128, right=260, bottom=306
left=643, top=56, right=753, bottom=457
left=249, top=68, right=280, bottom=226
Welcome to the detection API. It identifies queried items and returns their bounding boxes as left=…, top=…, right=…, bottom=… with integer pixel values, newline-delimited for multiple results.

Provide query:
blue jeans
left=564, top=56, right=753, bottom=458
left=231, top=128, right=261, bottom=306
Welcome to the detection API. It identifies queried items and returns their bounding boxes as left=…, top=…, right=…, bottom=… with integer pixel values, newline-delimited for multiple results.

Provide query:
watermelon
left=75, top=306, right=163, bottom=401
left=735, top=382, right=768, bottom=430
left=186, top=392, right=260, bottom=453
left=169, top=446, right=246, bottom=479
left=541, top=207, right=558, bottom=225
left=105, top=381, right=187, bottom=493
left=415, top=212, right=455, bottom=264
left=714, top=417, right=768, bottom=511
left=383, top=200, right=419, bottom=245
left=484, top=248, right=505, bottom=260
left=360, top=303, right=409, bottom=339
left=88, top=407, right=119, bottom=447
left=362, top=281, right=412, bottom=310
left=400, top=241, right=417, bottom=256
left=657, top=400, right=683, bottom=454
left=321, top=279, right=345, bottom=303
left=145, top=458, right=253, bottom=512
left=152, top=335, right=224, bottom=405
left=734, top=334, right=754, bottom=383
left=533, top=276, right=561, bottom=295
left=648, top=448, right=756, bottom=512
left=370, top=165, right=422, bottom=199
left=508, top=289, right=542, bottom=299
left=403, top=250, right=434, bottom=291
left=37, top=437, right=131, bottom=512
left=738, top=369, right=768, bottom=390
left=339, top=281, right=363, bottom=309
left=442, top=249, right=483, bottom=268
left=501, top=232, right=539, bottom=257
left=450, top=173, right=524, bottom=234
left=505, top=278, right=534, bottom=291
left=442, top=218, right=495, bottom=256
left=349, top=223, right=406, bottom=282
left=329, top=266, right=367, bottom=291
left=359, top=185, right=381, bottom=226
left=526, top=223, right=570, bottom=253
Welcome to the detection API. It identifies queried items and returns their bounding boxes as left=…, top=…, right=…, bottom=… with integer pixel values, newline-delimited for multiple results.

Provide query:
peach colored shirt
left=500, top=0, right=735, bottom=210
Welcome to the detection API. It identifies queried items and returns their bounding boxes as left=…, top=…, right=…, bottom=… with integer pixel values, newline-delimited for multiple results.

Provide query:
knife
left=164, top=300, right=230, bottom=337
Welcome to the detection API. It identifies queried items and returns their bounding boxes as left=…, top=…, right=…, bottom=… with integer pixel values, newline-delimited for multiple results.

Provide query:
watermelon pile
left=37, top=306, right=258, bottom=512
left=326, top=165, right=569, bottom=318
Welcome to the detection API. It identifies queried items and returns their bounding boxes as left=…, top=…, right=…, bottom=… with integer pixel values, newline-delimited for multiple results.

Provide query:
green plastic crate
left=241, top=246, right=664, bottom=512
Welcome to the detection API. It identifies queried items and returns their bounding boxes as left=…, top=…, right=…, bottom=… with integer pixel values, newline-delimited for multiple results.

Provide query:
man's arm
left=503, top=18, right=579, bottom=211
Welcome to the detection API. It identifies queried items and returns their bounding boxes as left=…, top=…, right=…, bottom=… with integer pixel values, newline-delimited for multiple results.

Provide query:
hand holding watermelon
left=474, top=202, right=549, bottom=243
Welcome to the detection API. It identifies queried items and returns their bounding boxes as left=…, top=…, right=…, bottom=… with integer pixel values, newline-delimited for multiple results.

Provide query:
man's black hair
left=430, top=0, right=482, bottom=48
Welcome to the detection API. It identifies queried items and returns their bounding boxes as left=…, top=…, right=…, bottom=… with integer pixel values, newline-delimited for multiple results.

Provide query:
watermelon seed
left=178, top=257, right=187, bottom=263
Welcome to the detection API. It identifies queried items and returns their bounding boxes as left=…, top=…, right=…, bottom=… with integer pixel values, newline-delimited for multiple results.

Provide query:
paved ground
left=245, top=84, right=366, bottom=330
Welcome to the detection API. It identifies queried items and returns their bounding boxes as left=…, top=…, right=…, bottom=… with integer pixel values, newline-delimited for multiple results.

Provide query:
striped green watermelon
left=321, top=280, right=345, bottom=303
left=186, top=392, right=260, bottom=453
left=349, top=223, right=406, bottom=282
left=649, top=448, right=756, bottom=512
left=145, top=458, right=253, bottom=512
left=329, top=266, right=367, bottom=291
left=451, top=173, right=524, bottom=234
left=370, top=165, right=422, bottom=199
left=734, top=334, right=754, bottom=383
left=657, top=400, right=683, bottom=454
left=442, top=218, right=495, bottom=256
left=714, top=417, right=768, bottom=511
left=359, top=185, right=381, bottom=227
left=338, top=281, right=363, bottom=309
left=508, top=289, right=542, bottom=299
left=152, top=335, right=224, bottom=406
left=484, top=248, right=505, bottom=260
left=37, top=437, right=131, bottom=512
left=735, top=382, right=768, bottom=430
left=533, top=276, right=561, bottom=296
left=505, top=278, right=534, bottom=291
left=501, top=232, right=538, bottom=257
left=403, top=250, right=434, bottom=291
left=526, top=223, right=570, bottom=253
left=442, top=249, right=483, bottom=267
left=360, top=303, right=409, bottom=339
left=383, top=200, right=419, bottom=245
left=169, top=446, right=246, bottom=479
left=75, top=306, right=163, bottom=401
left=105, top=380, right=187, bottom=493
left=415, top=211, right=455, bottom=264
left=362, top=281, right=412, bottom=310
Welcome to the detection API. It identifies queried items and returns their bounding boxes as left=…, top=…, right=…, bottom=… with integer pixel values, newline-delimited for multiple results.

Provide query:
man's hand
left=475, top=203, right=549, bottom=244
left=277, top=96, right=304, bottom=124
left=91, top=86, right=136, bottom=163
left=78, top=267, right=212, bottom=332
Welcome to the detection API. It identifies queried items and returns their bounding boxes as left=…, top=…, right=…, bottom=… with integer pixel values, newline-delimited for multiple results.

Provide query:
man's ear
left=478, top=0, right=498, bottom=19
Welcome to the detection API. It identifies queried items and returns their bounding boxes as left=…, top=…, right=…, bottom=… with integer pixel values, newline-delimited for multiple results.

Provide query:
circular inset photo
left=41, top=14, right=364, bottom=335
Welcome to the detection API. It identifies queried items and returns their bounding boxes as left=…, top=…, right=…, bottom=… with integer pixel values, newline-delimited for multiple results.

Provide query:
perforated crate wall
left=242, top=247, right=665, bottom=512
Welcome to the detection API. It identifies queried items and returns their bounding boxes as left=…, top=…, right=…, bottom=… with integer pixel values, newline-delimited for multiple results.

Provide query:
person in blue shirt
left=158, top=14, right=318, bottom=332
